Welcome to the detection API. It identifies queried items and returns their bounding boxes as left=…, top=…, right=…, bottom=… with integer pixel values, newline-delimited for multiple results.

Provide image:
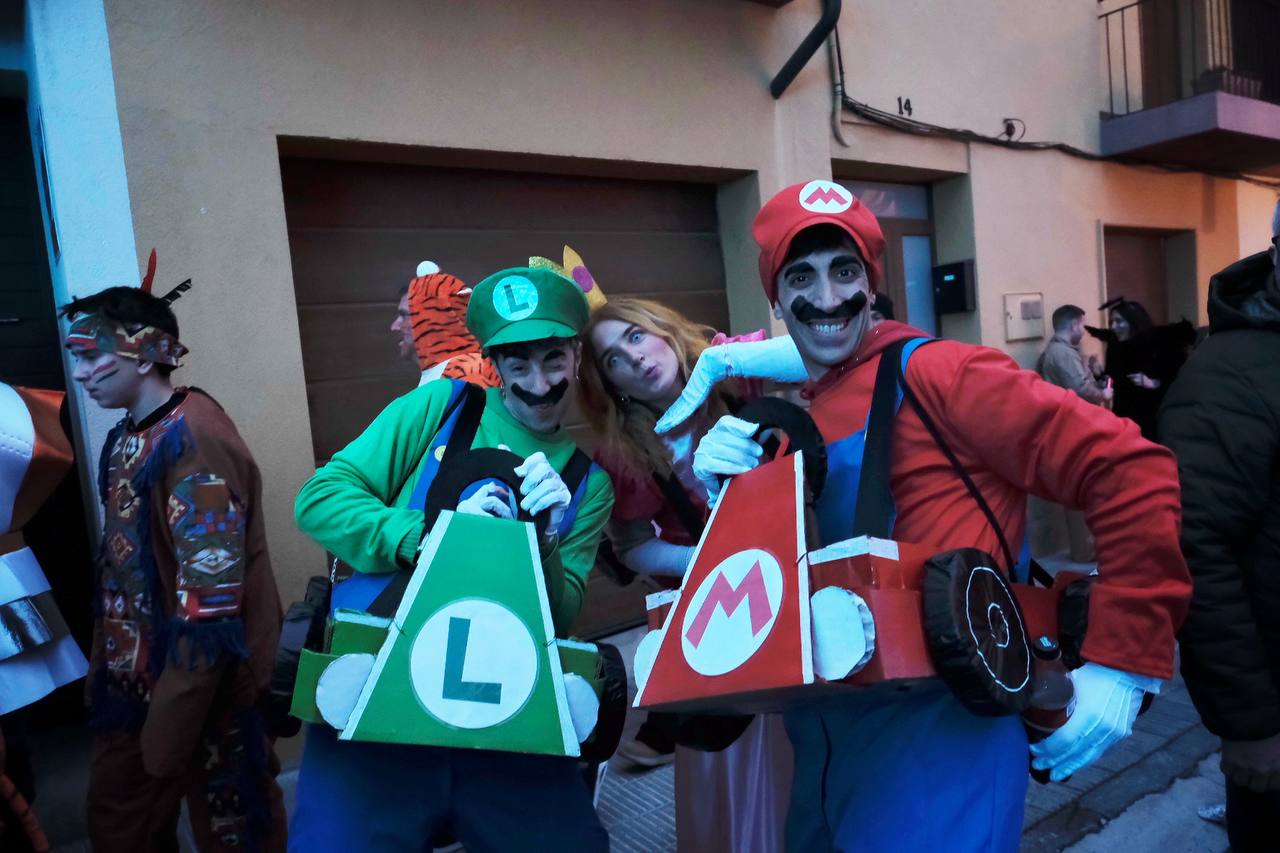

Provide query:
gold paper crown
left=528, top=245, right=607, bottom=311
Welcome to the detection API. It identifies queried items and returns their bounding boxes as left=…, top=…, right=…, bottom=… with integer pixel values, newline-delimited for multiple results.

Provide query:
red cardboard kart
left=633, top=415, right=1086, bottom=719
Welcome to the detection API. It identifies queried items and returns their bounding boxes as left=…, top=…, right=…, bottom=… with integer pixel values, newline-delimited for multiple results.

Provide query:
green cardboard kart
left=288, top=450, right=626, bottom=759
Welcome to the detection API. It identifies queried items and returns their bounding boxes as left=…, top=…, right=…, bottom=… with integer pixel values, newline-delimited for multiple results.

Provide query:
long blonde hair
left=580, top=298, right=731, bottom=475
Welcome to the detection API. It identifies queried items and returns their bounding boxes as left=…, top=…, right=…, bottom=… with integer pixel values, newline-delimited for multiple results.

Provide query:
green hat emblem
left=493, top=275, right=539, bottom=321
left=467, top=266, right=590, bottom=350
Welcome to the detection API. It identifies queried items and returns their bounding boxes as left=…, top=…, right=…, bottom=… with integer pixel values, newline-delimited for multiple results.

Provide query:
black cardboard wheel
left=733, top=397, right=828, bottom=499
left=424, top=448, right=550, bottom=542
left=923, top=548, right=1033, bottom=716
left=579, top=642, right=629, bottom=762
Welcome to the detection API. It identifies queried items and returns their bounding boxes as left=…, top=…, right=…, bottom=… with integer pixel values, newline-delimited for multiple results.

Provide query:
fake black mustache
left=790, top=291, right=868, bottom=324
left=509, top=379, right=569, bottom=407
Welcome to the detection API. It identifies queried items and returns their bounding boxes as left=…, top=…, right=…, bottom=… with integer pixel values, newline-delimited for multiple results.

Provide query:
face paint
left=509, top=379, right=569, bottom=408
left=89, top=361, right=119, bottom=380
left=775, top=244, right=873, bottom=373
left=789, top=291, right=868, bottom=325
left=70, top=347, right=145, bottom=411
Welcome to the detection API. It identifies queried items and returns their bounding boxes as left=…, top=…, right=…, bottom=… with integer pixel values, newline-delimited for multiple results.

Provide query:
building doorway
left=1102, top=226, right=1198, bottom=325
left=837, top=179, right=936, bottom=334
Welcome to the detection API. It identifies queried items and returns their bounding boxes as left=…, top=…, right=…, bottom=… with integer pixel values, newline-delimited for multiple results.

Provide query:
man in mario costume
left=658, top=179, right=1192, bottom=851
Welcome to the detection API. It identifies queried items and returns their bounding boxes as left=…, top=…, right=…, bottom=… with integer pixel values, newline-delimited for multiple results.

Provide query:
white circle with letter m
left=680, top=549, right=784, bottom=676
left=798, top=180, right=852, bottom=214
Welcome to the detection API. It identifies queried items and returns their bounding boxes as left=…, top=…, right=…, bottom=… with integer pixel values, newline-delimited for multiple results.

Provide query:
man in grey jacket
left=1038, top=304, right=1112, bottom=405
left=1035, top=304, right=1113, bottom=561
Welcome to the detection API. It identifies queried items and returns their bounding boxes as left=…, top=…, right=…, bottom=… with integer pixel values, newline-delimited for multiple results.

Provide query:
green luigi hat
left=467, top=266, right=590, bottom=350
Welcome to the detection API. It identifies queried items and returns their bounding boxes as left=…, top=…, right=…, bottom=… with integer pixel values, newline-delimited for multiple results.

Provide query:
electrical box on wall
left=932, top=261, right=975, bottom=314
left=1004, top=292, right=1045, bottom=341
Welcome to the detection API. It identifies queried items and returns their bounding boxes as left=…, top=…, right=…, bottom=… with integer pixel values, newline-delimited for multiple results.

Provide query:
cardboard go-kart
left=286, top=449, right=627, bottom=760
left=634, top=398, right=1090, bottom=719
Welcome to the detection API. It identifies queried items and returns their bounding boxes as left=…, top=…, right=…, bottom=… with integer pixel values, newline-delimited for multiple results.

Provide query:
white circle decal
left=798, top=180, right=852, bottom=214
left=680, top=549, right=784, bottom=676
left=493, top=275, right=539, bottom=321
left=410, top=598, right=539, bottom=729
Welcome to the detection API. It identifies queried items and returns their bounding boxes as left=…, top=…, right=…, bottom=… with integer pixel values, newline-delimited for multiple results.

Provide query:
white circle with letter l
left=798, top=180, right=852, bottom=214
left=493, top=275, right=539, bottom=321
left=680, top=548, right=784, bottom=676
left=410, top=598, right=539, bottom=729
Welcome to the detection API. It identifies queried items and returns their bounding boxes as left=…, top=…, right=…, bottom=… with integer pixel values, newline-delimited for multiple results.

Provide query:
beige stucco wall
left=1236, top=181, right=1280, bottom=257
left=966, top=145, right=1252, bottom=366
left=101, top=0, right=845, bottom=590
left=830, top=1, right=1269, bottom=366
left=835, top=0, right=1105, bottom=152
left=99, top=0, right=1270, bottom=596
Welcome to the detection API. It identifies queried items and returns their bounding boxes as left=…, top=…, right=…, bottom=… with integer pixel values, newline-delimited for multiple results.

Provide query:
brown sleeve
left=140, top=404, right=281, bottom=776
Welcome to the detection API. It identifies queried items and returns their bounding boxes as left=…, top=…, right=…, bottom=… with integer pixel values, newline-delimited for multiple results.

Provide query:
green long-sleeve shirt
left=295, top=381, right=614, bottom=635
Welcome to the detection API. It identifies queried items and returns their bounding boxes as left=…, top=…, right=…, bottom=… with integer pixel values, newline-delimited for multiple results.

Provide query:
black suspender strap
left=851, top=339, right=912, bottom=540
left=652, top=472, right=707, bottom=542
left=441, top=383, right=486, bottom=467
left=368, top=383, right=486, bottom=618
left=559, top=449, right=593, bottom=499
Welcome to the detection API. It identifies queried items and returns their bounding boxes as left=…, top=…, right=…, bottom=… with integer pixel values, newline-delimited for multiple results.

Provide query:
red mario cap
left=752, top=179, right=886, bottom=303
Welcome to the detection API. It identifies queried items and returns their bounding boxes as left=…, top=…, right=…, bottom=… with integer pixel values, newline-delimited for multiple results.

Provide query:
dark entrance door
left=1, top=100, right=63, bottom=389
left=0, top=97, right=93, bottom=720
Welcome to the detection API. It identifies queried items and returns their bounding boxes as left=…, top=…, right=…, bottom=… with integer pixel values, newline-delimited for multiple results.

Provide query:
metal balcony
left=1099, top=0, right=1280, bottom=176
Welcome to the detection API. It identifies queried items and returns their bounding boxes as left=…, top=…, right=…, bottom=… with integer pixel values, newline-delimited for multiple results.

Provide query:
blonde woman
left=580, top=296, right=801, bottom=853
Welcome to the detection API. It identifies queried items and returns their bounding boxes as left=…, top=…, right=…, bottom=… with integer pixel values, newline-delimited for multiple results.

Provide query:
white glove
left=692, top=415, right=764, bottom=506
left=514, top=452, right=572, bottom=538
left=621, top=538, right=696, bottom=579
left=455, top=482, right=514, bottom=520
left=1029, top=662, right=1162, bottom=781
left=655, top=336, right=807, bottom=433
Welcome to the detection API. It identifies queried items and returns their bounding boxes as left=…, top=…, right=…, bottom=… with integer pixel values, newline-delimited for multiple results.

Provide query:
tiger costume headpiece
left=406, top=261, right=499, bottom=387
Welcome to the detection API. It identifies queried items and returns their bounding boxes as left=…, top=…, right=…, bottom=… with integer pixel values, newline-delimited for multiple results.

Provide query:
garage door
left=281, top=157, right=729, bottom=637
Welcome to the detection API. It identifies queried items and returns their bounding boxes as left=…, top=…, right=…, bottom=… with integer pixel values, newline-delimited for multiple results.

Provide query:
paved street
left=33, top=581, right=1228, bottom=853
left=595, top=622, right=1227, bottom=853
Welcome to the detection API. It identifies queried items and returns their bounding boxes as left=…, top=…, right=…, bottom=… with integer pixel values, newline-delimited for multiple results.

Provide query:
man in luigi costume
left=289, top=266, right=614, bottom=852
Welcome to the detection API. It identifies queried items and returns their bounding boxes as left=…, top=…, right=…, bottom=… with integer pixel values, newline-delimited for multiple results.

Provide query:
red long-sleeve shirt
left=806, top=321, right=1190, bottom=680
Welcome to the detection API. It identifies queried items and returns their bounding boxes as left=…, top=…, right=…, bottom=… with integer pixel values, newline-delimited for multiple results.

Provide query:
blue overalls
left=784, top=340, right=1029, bottom=853
left=289, top=381, right=608, bottom=853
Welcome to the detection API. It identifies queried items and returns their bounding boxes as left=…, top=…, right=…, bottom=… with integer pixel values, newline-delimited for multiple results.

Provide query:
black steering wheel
left=424, top=448, right=551, bottom=541
left=732, top=397, right=828, bottom=499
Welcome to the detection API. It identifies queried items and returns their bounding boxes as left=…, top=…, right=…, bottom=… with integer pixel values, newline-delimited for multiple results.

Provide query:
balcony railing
left=1101, top=0, right=1280, bottom=116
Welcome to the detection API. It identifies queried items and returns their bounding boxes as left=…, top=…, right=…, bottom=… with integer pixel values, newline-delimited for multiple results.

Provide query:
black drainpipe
left=770, top=0, right=843, bottom=99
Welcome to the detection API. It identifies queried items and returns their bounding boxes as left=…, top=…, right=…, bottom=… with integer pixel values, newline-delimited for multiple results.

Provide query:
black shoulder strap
left=652, top=472, right=707, bottom=542
left=367, top=383, right=485, bottom=618
left=898, top=375, right=1019, bottom=576
left=851, top=339, right=911, bottom=540
left=560, top=449, right=593, bottom=498
left=441, top=383, right=487, bottom=467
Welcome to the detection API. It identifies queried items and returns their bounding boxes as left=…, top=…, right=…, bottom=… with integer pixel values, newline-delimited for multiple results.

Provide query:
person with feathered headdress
left=63, top=251, right=286, bottom=852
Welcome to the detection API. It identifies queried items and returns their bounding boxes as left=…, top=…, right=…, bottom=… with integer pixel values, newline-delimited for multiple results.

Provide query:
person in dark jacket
left=1088, top=299, right=1194, bottom=440
left=1158, top=200, right=1280, bottom=853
